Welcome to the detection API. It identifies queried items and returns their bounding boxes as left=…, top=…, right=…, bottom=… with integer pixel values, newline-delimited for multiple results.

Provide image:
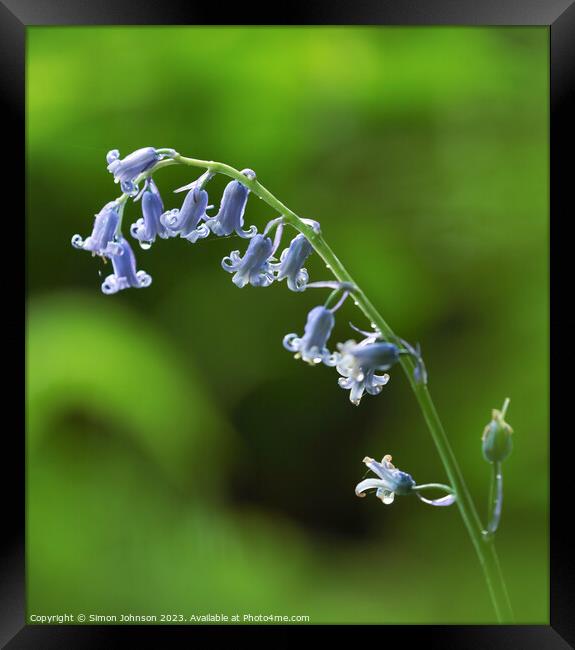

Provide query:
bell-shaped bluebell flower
left=107, top=147, right=175, bottom=194
left=205, top=169, right=257, bottom=238
left=130, top=179, right=167, bottom=248
left=356, top=455, right=456, bottom=506
left=336, top=339, right=399, bottom=405
left=283, top=306, right=338, bottom=366
left=221, top=234, right=274, bottom=288
left=160, top=185, right=210, bottom=243
left=71, top=201, right=123, bottom=257
left=101, top=238, right=152, bottom=295
left=271, top=234, right=313, bottom=292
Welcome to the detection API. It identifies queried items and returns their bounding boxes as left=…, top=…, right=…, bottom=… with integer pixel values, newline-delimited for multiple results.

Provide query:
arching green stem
left=114, top=153, right=514, bottom=621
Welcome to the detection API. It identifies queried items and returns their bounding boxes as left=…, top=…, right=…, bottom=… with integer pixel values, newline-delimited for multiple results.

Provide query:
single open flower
left=205, top=169, right=257, bottom=238
left=71, top=201, right=123, bottom=257
left=101, top=238, right=152, bottom=295
left=283, top=305, right=338, bottom=366
left=355, top=455, right=456, bottom=506
left=336, top=339, right=399, bottom=405
left=355, top=455, right=416, bottom=504
left=271, top=233, right=313, bottom=292
left=107, top=147, right=174, bottom=194
left=160, top=184, right=210, bottom=243
left=221, top=234, right=274, bottom=288
left=130, top=179, right=167, bottom=248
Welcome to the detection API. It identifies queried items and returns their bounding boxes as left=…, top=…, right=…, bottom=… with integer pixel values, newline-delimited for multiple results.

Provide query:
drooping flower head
left=71, top=201, right=123, bottom=257
left=355, top=455, right=456, bottom=506
left=130, top=179, right=167, bottom=248
left=283, top=306, right=338, bottom=366
left=160, top=183, right=210, bottom=243
left=271, top=234, right=313, bottom=292
left=107, top=147, right=175, bottom=194
left=101, top=238, right=152, bottom=295
left=221, top=234, right=274, bottom=288
left=336, top=339, right=399, bottom=405
left=206, top=169, right=257, bottom=238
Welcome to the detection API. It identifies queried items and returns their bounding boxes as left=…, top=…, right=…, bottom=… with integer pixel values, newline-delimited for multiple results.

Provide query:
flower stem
left=413, top=483, right=454, bottom=493
left=137, top=153, right=514, bottom=621
left=486, top=461, right=504, bottom=536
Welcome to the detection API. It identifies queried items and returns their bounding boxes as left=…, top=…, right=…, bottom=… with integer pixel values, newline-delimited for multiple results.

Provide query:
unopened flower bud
left=482, top=400, right=513, bottom=463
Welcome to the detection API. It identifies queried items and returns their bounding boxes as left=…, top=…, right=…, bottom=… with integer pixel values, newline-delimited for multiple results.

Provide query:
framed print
left=3, top=0, right=573, bottom=646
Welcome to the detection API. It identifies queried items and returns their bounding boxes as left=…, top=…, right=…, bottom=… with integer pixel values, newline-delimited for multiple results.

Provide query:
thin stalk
left=117, top=153, right=513, bottom=621
left=414, top=483, right=454, bottom=493
left=486, top=462, right=503, bottom=535
left=482, top=462, right=512, bottom=617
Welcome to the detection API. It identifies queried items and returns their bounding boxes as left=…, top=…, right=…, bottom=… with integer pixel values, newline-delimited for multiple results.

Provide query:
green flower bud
left=482, top=400, right=513, bottom=463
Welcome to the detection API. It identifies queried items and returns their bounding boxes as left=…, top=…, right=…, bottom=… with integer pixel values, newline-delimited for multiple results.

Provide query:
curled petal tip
left=237, top=224, right=258, bottom=238
left=355, top=478, right=385, bottom=497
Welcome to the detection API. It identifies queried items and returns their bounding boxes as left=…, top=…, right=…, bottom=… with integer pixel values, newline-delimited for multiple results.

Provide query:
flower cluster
left=72, top=147, right=425, bottom=406
left=72, top=146, right=508, bottom=571
left=282, top=306, right=426, bottom=405
left=73, top=150, right=319, bottom=299
left=161, top=169, right=313, bottom=292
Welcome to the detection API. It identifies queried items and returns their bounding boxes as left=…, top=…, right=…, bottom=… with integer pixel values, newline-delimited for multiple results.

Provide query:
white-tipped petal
left=355, top=478, right=386, bottom=497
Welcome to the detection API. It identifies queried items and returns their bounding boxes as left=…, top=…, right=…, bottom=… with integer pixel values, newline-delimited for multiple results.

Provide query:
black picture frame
left=5, top=1, right=572, bottom=646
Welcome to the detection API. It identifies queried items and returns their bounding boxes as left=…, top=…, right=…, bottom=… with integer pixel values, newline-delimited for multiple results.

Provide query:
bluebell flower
left=355, top=455, right=416, bottom=504
left=271, top=234, right=313, bottom=292
left=71, top=201, right=123, bottom=257
left=283, top=306, right=338, bottom=366
left=221, top=234, right=274, bottom=288
left=101, top=238, right=152, bottom=295
left=160, top=185, right=210, bottom=243
left=355, top=455, right=456, bottom=506
left=130, top=179, right=167, bottom=248
left=205, top=169, right=257, bottom=238
left=107, top=147, right=174, bottom=194
left=336, top=339, right=399, bottom=405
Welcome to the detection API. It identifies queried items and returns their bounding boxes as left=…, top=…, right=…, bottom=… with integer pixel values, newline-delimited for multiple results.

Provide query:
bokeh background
left=27, top=27, right=548, bottom=624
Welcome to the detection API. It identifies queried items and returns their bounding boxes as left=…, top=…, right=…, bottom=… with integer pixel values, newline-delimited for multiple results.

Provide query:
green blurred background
left=26, top=27, right=548, bottom=624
